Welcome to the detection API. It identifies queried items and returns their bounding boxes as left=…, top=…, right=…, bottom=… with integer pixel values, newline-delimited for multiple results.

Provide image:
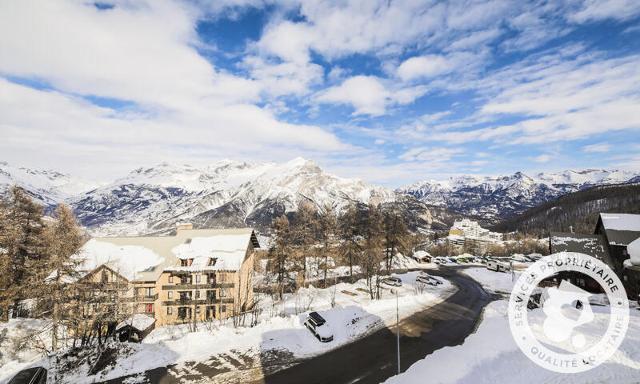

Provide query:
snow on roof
left=628, top=237, right=640, bottom=266
left=116, top=314, right=155, bottom=331
left=600, top=213, right=640, bottom=231
left=78, top=239, right=165, bottom=281
left=169, top=233, right=250, bottom=271
left=75, top=228, right=256, bottom=281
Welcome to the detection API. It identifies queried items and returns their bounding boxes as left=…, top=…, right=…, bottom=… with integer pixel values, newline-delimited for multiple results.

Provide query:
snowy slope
left=71, top=158, right=396, bottom=235
left=0, top=161, right=99, bottom=206
left=398, top=169, right=640, bottom=223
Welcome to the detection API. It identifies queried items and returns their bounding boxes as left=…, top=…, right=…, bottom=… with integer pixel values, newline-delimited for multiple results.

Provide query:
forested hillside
left=494, top=183, right=640, bottom=236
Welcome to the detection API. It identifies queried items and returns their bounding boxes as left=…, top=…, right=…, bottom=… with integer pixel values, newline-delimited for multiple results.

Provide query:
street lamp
left=391, top=288, right=400, bottom=374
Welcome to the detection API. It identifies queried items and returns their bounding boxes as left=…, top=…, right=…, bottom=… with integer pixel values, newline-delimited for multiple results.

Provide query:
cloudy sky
left=1, top=0, right=639, bottom=186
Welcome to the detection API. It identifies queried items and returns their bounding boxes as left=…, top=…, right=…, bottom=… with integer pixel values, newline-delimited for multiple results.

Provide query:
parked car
left=304, top=312, right=333, bottom=342
left=487, top=260, right=511, bottom=272
left=416, top=274, right=440, bottom=286
left=8, top=367, right=47, bottom=384
left=418, top=271, right=442, bottom=284
left=382, top=276, right=402, bottom=287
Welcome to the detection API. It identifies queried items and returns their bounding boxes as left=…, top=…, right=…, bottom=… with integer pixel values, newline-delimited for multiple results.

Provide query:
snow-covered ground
left=384, top=300, right=640, bottom=384
left=0, top=270, right=455, bottom=383
left=0, top=318, right=52, bottom=381
left=385, top=266, right=640, bottom=384
left=462, top=267, right=518, bottom=294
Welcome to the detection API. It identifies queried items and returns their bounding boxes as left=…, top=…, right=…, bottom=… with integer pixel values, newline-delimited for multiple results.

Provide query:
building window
left=220, top=288, right=226, bottom=297
left=181, top=259, right=188, bottom=267
left=169, top=275, right=174, bottom=283
left=208, top=258, right=216, bottom=266
left=145, top=304, right=153, bottom=313
left=196, top=290, right=200, bottom=299
left=196, top=274, right=201, bottom=284
left=221, top=305, right=226, bottom=313
left=196, top=306, right=201, bottom=314
left=167, top=307, right=172, bottom=315
left=168, top=291, right=173, bottom=299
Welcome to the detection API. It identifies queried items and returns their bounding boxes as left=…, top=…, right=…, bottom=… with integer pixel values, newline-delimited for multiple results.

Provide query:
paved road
left=104, top=267, right=493, bottom=384
left=256, top=267, right=493, bottom=384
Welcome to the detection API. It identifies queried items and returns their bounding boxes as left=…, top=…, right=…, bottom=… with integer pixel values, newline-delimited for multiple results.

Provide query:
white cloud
left=569, top=0, right=640, bottom=23
left=583, top=143, right=611, bottom=153
left=532, top=154, right=553, bottom=163
left=397, top=55, right=451, bottom=81
left=399, top=147, right=463, bottom=162
left=316, top=76, right=426, bottom=116
left=0, top=1, right=350, bottom=178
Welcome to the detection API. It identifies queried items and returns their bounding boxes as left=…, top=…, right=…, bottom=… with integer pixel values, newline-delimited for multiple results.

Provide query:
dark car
left=8, top=367, right=47, bottom=384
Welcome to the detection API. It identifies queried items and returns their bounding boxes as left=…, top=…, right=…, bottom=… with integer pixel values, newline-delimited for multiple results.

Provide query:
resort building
left=73, top=224, right=259, bottom=327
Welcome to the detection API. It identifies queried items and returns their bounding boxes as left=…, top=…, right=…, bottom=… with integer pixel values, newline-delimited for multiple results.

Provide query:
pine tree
left=0, top=187, right=46, bottom=319
left=40, top=204, right=85, bottom=351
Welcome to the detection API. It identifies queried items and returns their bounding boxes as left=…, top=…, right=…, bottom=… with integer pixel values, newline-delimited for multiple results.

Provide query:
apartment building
left=74, top=225, right=259, bottom=327
left=447, top=219, right=503, bottom=251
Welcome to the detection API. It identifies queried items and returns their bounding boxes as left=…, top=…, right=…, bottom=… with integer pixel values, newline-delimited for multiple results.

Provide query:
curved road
left=258, top=267, right=492, bottom=384
left=105, top=267, right=492, bottom=384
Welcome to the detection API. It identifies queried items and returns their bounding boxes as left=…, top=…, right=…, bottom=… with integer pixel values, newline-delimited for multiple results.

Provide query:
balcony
left=134, top=294, right=158, bottom=302
left=162, top=297, right=234, bottom=306
left=161, top=282, right=234, bottom=290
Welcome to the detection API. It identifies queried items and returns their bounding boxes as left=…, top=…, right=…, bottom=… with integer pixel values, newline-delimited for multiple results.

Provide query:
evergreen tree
left=40, top=204, right=85, bottom=351
left=0, top=187, right=46, bottom=319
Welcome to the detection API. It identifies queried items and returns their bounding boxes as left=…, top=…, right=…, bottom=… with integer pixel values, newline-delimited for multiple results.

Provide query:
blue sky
left=0, top=0, right=639, bottom=186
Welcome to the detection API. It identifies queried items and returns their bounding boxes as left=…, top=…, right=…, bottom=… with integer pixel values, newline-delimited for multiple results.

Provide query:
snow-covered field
left=385, top=266, right=640, bottom=384
left=384, top=300, right=640, bottom=384
left=0, top=270, right=455, bottom=383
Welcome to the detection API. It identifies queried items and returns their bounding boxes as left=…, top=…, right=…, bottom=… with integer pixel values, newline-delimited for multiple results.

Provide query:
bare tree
left=382, top=204, right=410, bottom=274
left=269, top=215, right=292, bottom=300
left=338, top=203, right=362, bottom=282
left=317, top=204, right=337, bottom=288
left=359, top=204, right=385, bottom=300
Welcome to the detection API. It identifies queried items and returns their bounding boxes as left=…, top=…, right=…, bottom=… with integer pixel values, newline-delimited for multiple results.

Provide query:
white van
left=487, top=260, right=510, bottom=272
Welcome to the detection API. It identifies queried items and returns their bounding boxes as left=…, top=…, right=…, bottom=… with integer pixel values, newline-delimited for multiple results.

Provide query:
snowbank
left=628, top=237, right=640, bottom=266
left=462, top=267, right=518, bottom=294
left=384, top=300, right=640, bottom=384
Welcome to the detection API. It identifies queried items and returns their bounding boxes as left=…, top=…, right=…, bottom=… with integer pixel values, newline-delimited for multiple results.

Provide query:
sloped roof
left=116, top=313, right=155, bottom=332
left=79, top=228, right=259, bottom=281
left=550, top=232, right=611, bottom=264
left=597, top=213, right=640, bottom=246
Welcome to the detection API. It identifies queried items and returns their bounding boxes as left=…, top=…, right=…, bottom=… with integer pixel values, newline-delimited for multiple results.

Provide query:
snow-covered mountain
left=398, top=169, right=640, bottom=223
left=70, top=158, right=397, bottom=235
left=0, top=161, right=99, bottom=206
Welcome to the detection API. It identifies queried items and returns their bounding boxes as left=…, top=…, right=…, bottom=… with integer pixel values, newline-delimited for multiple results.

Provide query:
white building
left=447, top=219, right=502, bottom=251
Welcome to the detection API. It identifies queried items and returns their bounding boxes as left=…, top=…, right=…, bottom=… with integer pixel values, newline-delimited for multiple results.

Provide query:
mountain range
left=398, top=169, right=640, bottom=224
left=1, top=159, right=638, bottom=235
